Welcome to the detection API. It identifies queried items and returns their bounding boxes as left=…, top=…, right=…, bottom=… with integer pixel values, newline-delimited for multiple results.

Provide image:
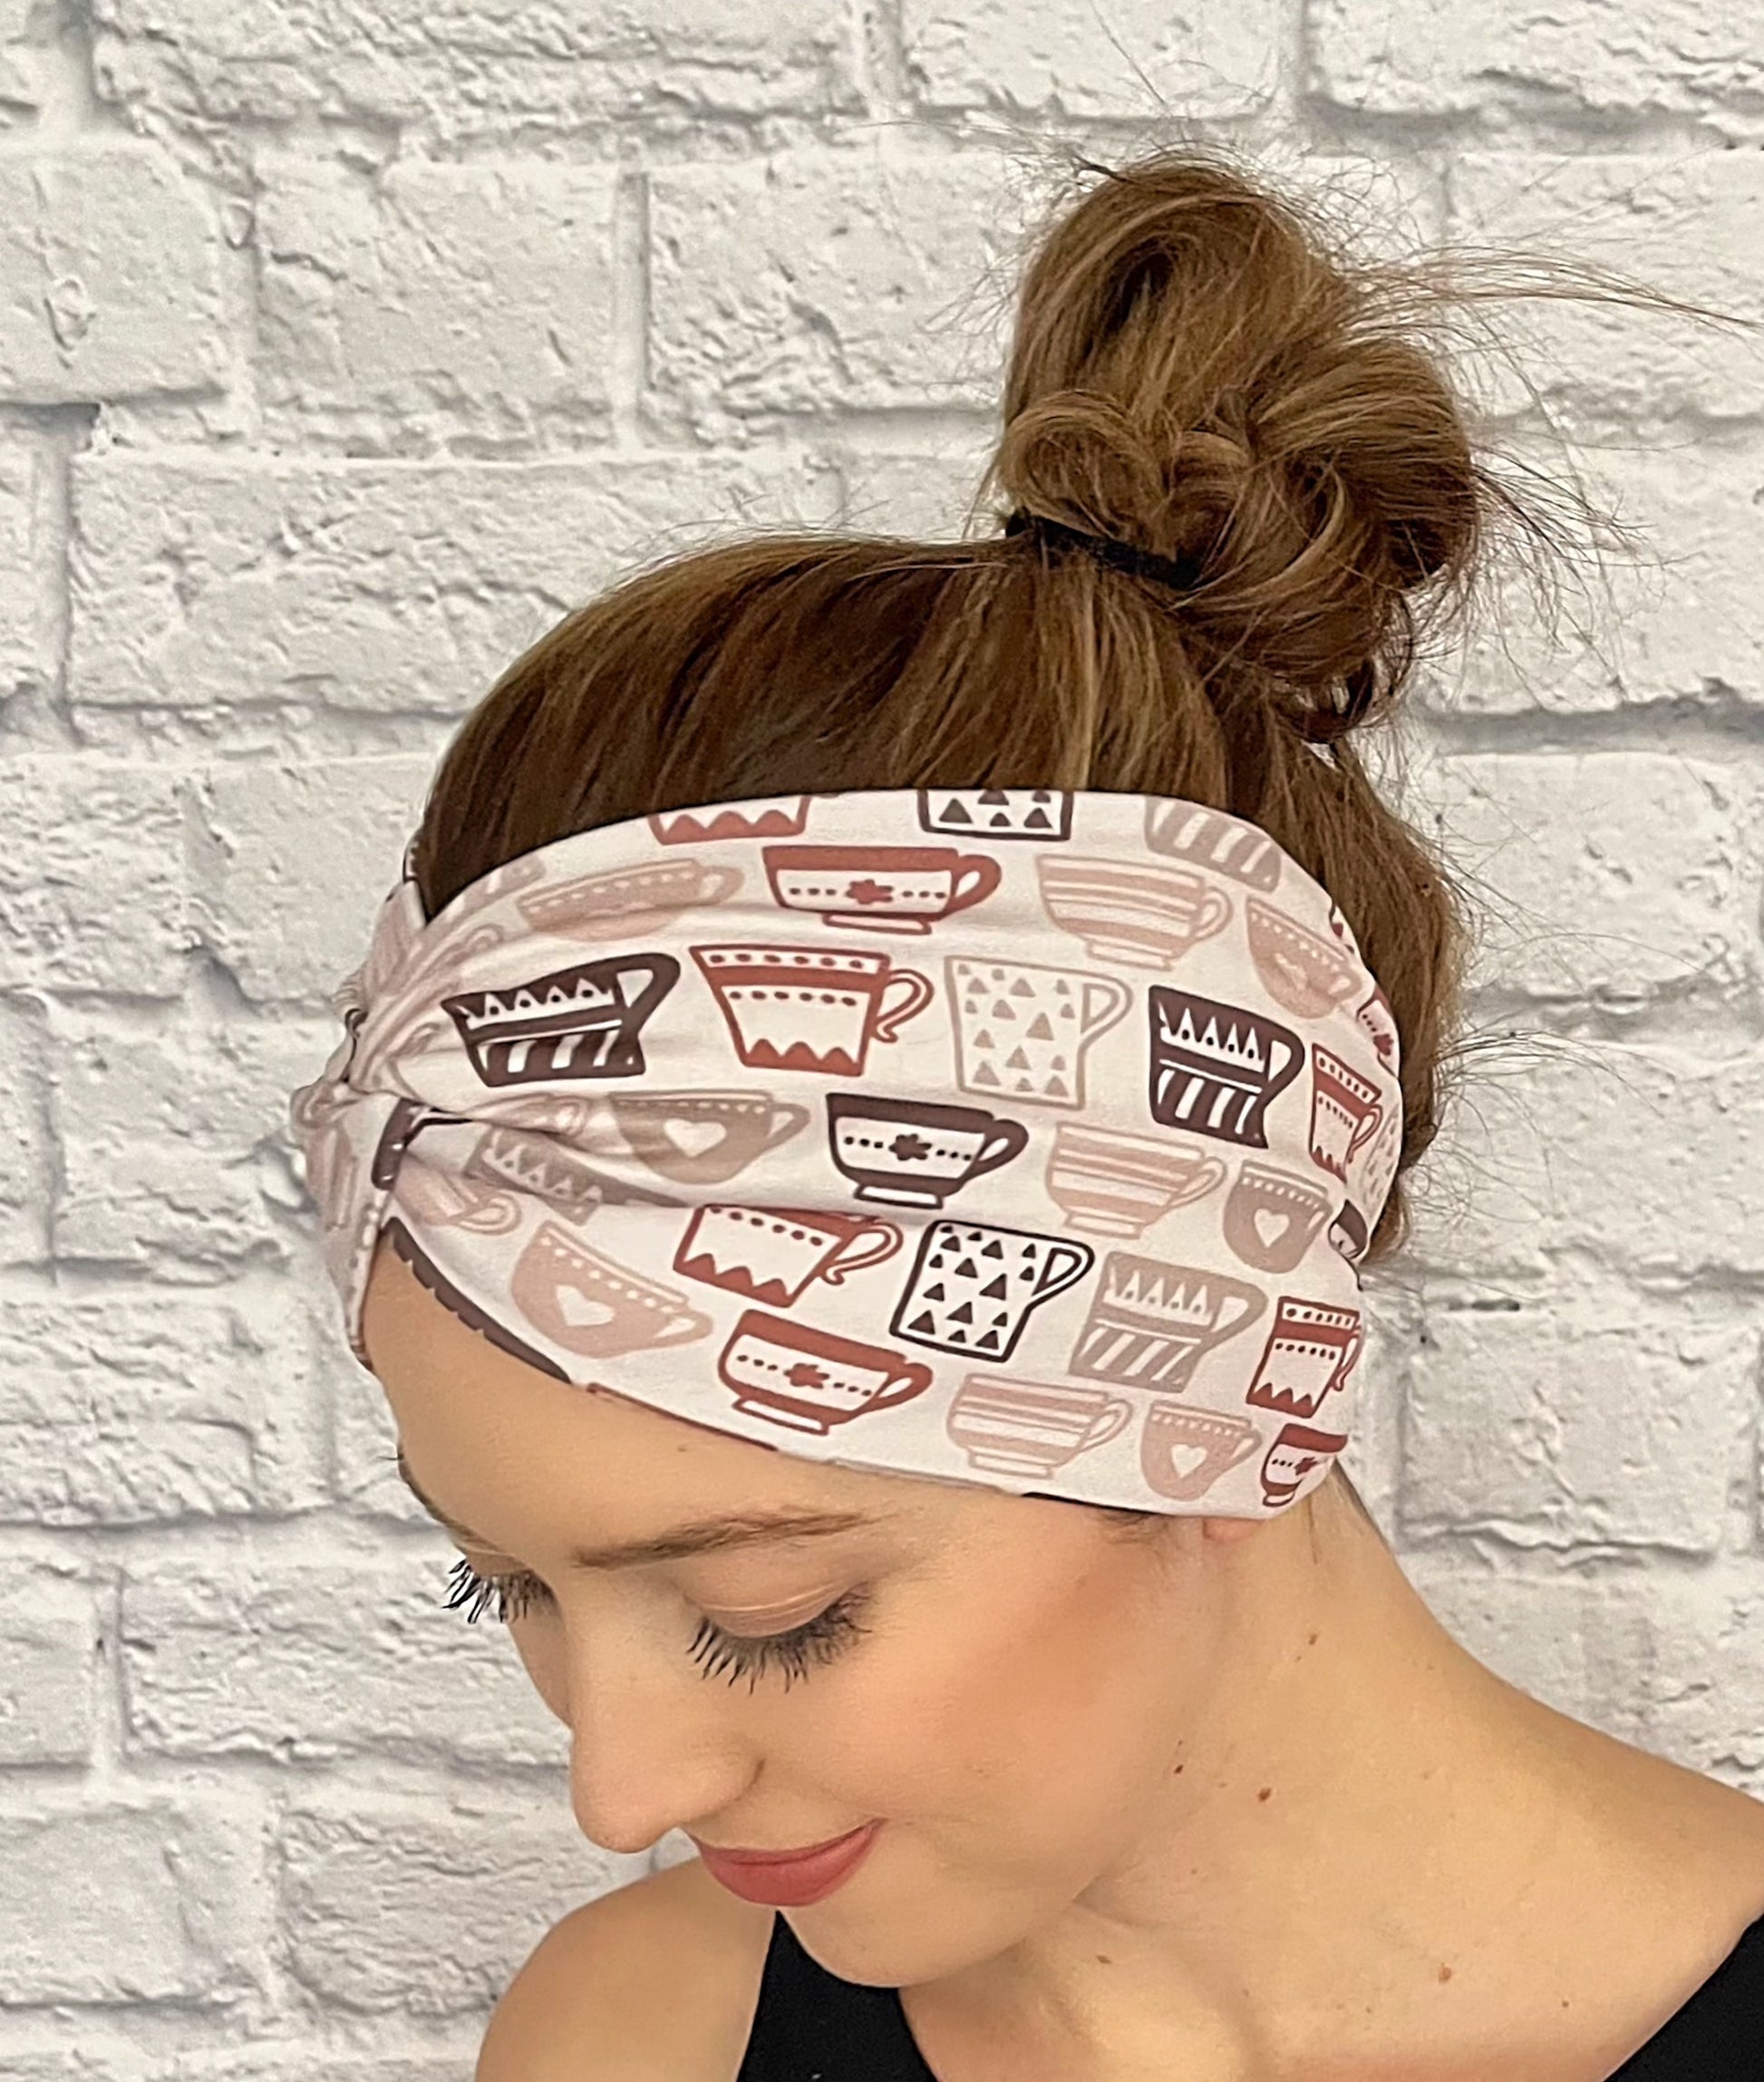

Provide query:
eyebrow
left=394, top=1443, right=882, bottom=1570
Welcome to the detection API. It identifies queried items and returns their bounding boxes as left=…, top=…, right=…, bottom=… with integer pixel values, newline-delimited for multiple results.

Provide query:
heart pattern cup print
left=288, top=788, right=1403, bottom=1522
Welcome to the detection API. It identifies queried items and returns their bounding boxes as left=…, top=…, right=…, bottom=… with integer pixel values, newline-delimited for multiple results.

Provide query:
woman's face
left=362, top=1231, right=1267, bottom=1981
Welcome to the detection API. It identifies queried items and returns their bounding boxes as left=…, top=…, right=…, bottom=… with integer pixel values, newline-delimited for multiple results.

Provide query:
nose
left=563, top=1639, right=757, bottom=1857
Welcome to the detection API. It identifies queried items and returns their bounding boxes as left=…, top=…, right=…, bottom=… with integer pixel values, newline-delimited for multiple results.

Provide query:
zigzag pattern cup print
left=287, top=788, right=1404, bottom=1520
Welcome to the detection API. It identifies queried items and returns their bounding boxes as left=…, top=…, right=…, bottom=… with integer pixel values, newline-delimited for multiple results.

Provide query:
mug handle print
left=862, top=1357, right=936, bottom=1413
left=873, top=967, right=936, bottom=1042
left=1031, top=1241, right=1093, bottom=1302
left=1345, top=1095, right=1384, bottom=1165
left=821, top=1221, right=906, bottom=1284
left=651, top=1306, right=716, bottom=1348
left=945, top=856, right=1003, bottom=915
left=1192, top=884, right=1231, bottom=947
left=759, top=1100, right=813, bottom=1155
left=1325, top=1319, right=1365, bottom=1398
left=1079, top=975, right=1131, bottom=1040
left=970, top=1118, right=1031, bottom=1178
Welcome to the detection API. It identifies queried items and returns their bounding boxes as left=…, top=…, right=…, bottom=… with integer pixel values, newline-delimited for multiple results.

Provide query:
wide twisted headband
left=288, top=788, right=1403, bottom=1521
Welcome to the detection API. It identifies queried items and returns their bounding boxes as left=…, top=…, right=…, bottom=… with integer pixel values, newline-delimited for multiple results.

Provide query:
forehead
left=356, top=1230, right=935, bottom=1533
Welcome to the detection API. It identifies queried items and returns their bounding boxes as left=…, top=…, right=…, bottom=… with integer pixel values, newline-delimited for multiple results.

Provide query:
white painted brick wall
left=0, top=2, right=1759, bottom=2072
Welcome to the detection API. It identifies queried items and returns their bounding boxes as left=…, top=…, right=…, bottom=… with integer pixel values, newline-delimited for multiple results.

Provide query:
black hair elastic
left=1003, top=508, right=1207, bottom=593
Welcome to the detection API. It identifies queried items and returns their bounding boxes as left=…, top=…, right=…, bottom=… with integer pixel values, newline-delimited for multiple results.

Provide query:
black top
left=736, top=1907, right=1764, bottom=2080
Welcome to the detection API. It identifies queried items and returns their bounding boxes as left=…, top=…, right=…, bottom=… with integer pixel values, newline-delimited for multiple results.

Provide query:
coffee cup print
left=1146, top=988, right=1303, bottom=1148
left=1222, top=1162, right=1332, bottom=1274
left=1328, top=1199, right=1369, bottom=1265
left=949, top=958, right=1130, bottom=1109
left=1245, top=897, right=1365, bottom=1020
left=947, top=1374, right=1132, bottom=1478
left=1260, top=1421, right=1347, bottom=1509
left=511, top=1222, right=713, bottom=1359
left=1345, top=1109, right=1401, bottom=1231
left=1141, top=1402, right=1261, bottom=1502
left=718, top=1309, right=935, bottom=1435
left=917, top=788, right=1074, bottom=841
left=649, top=797, right=809, bottom=843
left=516, top=858, right=742, bottom=943
left=694, top=944, right=935, bottom=1078
left=463, top=1123, right=682, bottom=1222
left=1309, top=1046, right=1384, bottom=1180
left=1245, top=1298, right=1363, bottom=1422
left=607, top=1089, right=810, bottom=1186
left=891, top=1220, right=1093, bottom=1362
left=674, top=1204, right=903, bottom=1309
left=1355, top=982, right=1399, bottom=1071
left=1142, top=798, right=1284, bottom=892
left=394, top=1157, right=523, bottom=1235
left=1044, top=1124, right=1226, bottom=1239
left=1067, top=1252, right=1265, bottom=1391
left=1037, top=857, right=1231, bottom=972
left=382, top=1215, right=570, bottom=1382
left=763, top=846, right=1002, bottom=934
left=827, top=1095, right=1028, bottom=1208
left=443, top=952, right=681, bottom=1087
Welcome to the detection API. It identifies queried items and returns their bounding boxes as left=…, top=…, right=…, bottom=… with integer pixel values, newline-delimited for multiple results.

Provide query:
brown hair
left=406, top=140, right=1729, bottom=1535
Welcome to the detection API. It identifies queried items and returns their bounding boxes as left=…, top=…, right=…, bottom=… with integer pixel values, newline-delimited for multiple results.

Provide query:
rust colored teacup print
left=891, top=1220, right=1094, bottom=1363
left=1260, top=1421, right=1348, bottom=1509
left=946, top=1374, right=1132, bottom=1479
left=606, top=1089, right=810, bottom=1186
left=826, top=1094, right=1029, bottom=1209
left=1245, top=896, right=1366, bottom=1020
left=1244, top=1297, right=1363, bottom=1423
left=516, top=858, right=742, bottom=943
left=1355, top=981, right=1399, bottom=1071
left=442, top=952, right=681, bottom=1087
left=673, top=1204, right=903, bottom=1309
left=649, top=797, right=809, bottom=844
left=1142, top=798, right=1284, bottom=892
left=1044, top=1123, right=1226, bottom=1239
left=1308, top=1045, right=1384, bottom=1181
left=949, top=957, right=1130, bottom=1109
left=718, top=1310, right=935, bottom=1435
left=1222, top=1162, right=1332, bottom=1274
left=510, top=1222, right=712, bottom=1358
left=693, top=944, right=935, bottom=1078
left=763, top=846, right=1002, bottom=934
left=1146, top=988, right=1304, bottom=1148
left=1141, top=1402, right=1261, bottom=1502
left=1068, top=1253, right=1266, bottom=1391
left=917, top=788, right=1075, bottom=841
left=1037, top=857, right=1231, bottom=972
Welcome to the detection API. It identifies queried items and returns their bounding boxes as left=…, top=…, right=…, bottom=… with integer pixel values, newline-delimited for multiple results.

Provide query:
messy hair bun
left=409, top=139, right=1668, bottom=1294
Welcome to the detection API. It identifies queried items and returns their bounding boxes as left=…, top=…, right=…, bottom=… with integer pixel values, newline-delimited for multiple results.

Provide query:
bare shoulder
left=476, top=1855, right=776, bottom=2082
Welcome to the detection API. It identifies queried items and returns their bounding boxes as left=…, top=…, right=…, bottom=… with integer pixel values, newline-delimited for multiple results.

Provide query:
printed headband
left=288, top=788, right=1403, bottom=1521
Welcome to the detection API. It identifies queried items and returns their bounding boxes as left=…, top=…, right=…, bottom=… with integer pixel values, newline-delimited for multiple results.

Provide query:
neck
left=921, top=1501, right=1653, bottom=2077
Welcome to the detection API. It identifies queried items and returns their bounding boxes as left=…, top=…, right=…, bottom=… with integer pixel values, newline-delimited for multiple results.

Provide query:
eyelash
left=440, top=1556, right=873, bottom=1692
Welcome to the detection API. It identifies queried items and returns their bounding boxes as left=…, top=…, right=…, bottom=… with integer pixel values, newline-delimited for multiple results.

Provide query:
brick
left=190, top=757, right=433, bottom=1002
left=0, top=1559, right=96, bottom=1763
left=0, top=2058, right=466, bottom=2082
left=69, top=454, right=831, bottom=716
left=1445, top=154, right=1764, bottom=422
left=902, top=0, right=1278, bottom=118
left=53, top=1007, right=371, bottom=1272
left=0, top=440, right=37, bottom=690
left=91, top=0, right=854, bottom=136
left=0, top=756, right=188, bottom=993
left=0, top=1283, right=328, bottom=1524
left=1452, top=437, right=1764, bottom=714
left=0, top=0, right=49, bottom=114
left=0, top=996, right=49, bottom=1267
left=1313, top=0, right=1764, bottom=120
left=1401, top=1283, right=1750, bottom=1553
left=280, top=1798, right=626, bottom=2016
left=1412, top=1038, right=1764, bottom=1283
left=0, top=150, right=225, bottom=405
left=0, top=1799, right=262, bottom=2002
left=1625, top=1578, right=1764, bottom=1782
left=256, top=159, right=617, bottom=454
left=1412, top=751, right=1754, bottom=1001
left=649, top=148, right=1027, bottom=427
left=121, top=1555, right=568, bottom=1767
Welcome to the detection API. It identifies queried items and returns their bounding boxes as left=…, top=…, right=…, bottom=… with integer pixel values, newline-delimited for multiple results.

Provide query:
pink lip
left=691, top=1821, right=881, bottom=1906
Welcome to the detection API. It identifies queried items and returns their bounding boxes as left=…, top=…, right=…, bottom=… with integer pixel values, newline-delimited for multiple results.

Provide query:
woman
left=290, top=143, right=1764, bottom=2078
